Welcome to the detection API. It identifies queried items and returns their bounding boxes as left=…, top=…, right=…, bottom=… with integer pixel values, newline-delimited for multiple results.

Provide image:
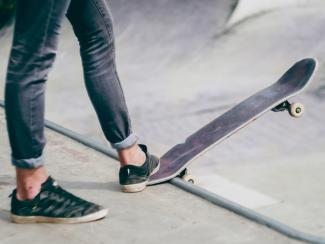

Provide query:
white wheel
left=289, top=103, right=304, bottom=118
left=181, top=174, right=196, bottom=184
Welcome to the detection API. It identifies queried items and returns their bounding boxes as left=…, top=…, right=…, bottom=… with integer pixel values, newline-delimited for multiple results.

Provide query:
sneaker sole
left=121, top=162, right=160, bottom=193
left=11, top=208, right=108, bottom=224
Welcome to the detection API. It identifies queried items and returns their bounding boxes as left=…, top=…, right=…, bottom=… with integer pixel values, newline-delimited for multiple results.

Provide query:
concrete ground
left=0, top=0, right=325, bottom=242
left=0, top=109, right=299, bottom=244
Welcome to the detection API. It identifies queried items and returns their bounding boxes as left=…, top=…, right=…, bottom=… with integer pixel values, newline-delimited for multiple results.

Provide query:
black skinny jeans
left=5, top=0, right=137, bottom=169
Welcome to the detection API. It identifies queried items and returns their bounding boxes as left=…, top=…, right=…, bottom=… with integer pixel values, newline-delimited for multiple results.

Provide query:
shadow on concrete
left=0, top=208, right=10, bottom=222
left=59, top=180, right=121, bottom=193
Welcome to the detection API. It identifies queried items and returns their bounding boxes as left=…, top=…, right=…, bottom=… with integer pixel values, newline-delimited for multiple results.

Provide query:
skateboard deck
left=148, top=58, right=318, bottom=185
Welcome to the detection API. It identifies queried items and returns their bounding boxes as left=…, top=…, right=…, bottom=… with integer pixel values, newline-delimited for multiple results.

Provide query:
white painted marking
left=228, top=0, right=309, bottom=26
left=198, top=175, right=278, bottom=209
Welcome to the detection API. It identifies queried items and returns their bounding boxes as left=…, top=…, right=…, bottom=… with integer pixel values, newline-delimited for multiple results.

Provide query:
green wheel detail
left=181, top=174, right=196, bottom=184
left=289, top=103, right=304, bottom=118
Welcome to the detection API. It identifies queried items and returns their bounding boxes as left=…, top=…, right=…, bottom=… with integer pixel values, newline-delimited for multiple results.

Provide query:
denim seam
left=90, top=0, right=114, bottom=43
left=31, top=83, right=36, bottom=147
left=90, top=0, right=133, bottom=138
left=38, top=1, right=55, bottom=72
left=29, top=1, right=54, bottom=150
left=114, top=69, right=132, bottom=133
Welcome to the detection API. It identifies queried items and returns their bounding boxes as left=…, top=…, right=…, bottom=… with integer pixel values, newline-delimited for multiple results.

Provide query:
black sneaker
left=10, top=177, right=108, bottom=224
left=119, top=144, right=160, bottom=193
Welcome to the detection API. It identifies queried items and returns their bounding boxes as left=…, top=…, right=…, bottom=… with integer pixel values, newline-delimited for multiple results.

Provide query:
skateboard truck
left=178, top=169, right=196, bottom=184
left=272, top=100, right=304, bottom=118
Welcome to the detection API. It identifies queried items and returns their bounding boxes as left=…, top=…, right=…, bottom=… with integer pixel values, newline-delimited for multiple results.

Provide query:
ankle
left=15, top=166, right=48, bottom=200
left=118, top=144, right=146, bottom=167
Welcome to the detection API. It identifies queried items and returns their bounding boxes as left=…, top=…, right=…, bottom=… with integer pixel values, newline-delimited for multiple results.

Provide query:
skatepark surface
left=1, top=0, right=325, bottom=243
left=0, top=109, right=300, bottom=244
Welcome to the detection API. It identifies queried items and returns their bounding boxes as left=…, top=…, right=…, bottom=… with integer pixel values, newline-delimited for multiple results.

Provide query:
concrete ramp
left=1, top=1, right=325, bottom=243
left=0, top=109, right=300, bottom=244
left=109, top=0, right=237, bottom=86
left=227, top=0, right=312, bottom=26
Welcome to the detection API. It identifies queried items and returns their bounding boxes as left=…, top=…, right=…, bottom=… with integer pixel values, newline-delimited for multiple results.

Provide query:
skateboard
left=148, top=58, right=318, bottom=185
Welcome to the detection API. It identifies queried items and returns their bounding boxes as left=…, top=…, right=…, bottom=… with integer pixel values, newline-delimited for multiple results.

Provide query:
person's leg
left=66, top=0, right=136, bottom=152
left=5, top=0, right=70, bottom=200
left=66, top=0, right=159, bottom=192
left=5, top=0, right=107, bottom=223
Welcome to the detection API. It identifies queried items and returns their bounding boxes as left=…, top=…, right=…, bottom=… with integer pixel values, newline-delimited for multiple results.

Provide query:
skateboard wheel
left=181, top=174, right=196, bottom=184
left=289, top=102, right=304, bottom=118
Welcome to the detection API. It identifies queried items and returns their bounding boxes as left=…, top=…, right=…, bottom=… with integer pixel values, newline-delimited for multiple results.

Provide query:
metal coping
left=0, top=100, right=324, bottom=244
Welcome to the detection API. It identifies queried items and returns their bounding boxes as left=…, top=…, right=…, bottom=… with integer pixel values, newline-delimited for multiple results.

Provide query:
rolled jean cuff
left=111, top=132, right=138, bottom=150
left=11, top=154, right=45, bottom=169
